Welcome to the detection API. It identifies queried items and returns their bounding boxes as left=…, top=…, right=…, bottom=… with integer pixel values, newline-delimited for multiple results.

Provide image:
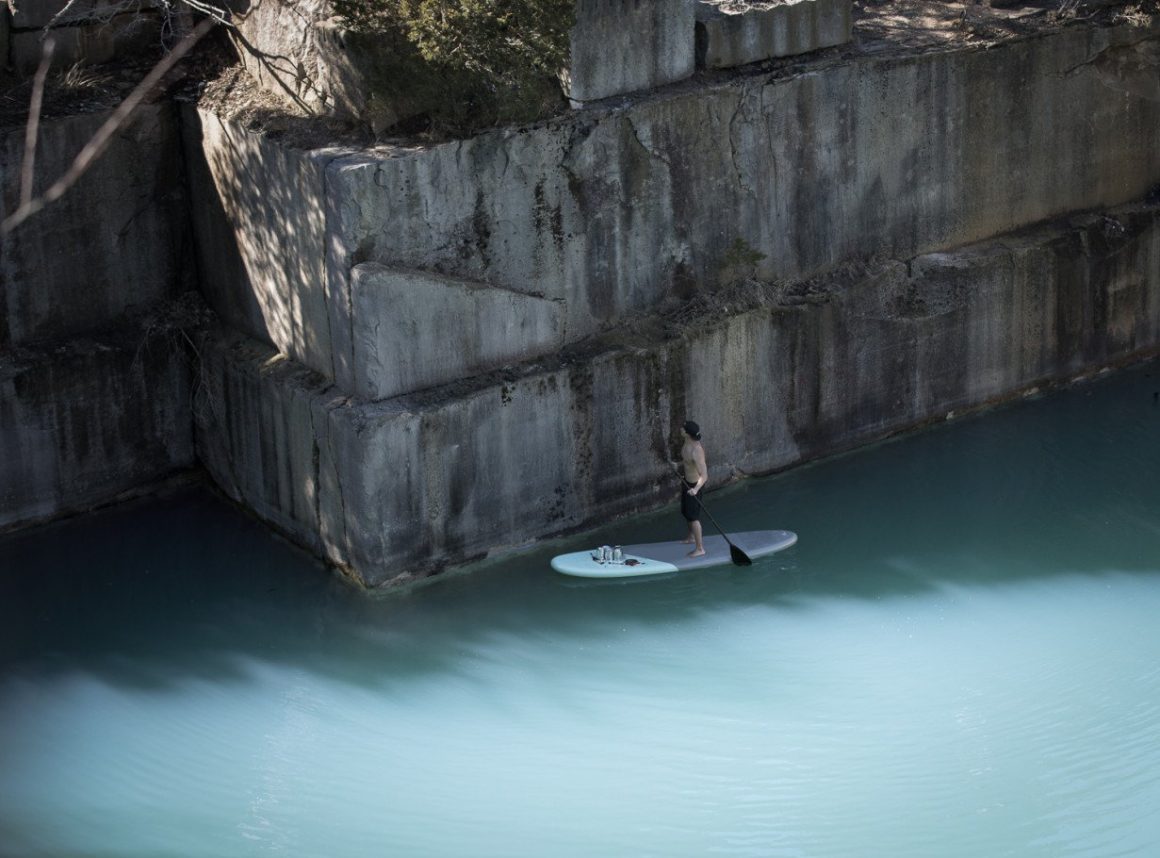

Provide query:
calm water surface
left=3, top=363, right=1160, bottom=857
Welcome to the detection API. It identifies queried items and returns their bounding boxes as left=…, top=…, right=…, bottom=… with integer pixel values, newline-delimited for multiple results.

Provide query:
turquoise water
left=3, top=362, right=1160, bottom=857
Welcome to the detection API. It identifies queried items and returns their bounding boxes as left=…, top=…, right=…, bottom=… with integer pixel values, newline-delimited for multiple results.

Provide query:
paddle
left=681, top=478, right=752, bottom=566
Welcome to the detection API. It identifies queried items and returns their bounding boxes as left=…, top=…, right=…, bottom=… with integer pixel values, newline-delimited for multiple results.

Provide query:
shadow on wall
left=2, top=358, right=1160, bottom=694
left=179, top=106, right=334, bottom=377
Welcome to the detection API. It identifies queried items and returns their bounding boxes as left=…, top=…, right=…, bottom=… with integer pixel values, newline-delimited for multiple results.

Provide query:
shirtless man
left=676, top=420, right=708, bottom=557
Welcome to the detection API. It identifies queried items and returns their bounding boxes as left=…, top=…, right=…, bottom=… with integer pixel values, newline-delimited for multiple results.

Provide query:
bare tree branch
left=180, top=0, right=232, bottom=25
left=20, top=38, right=56, bottom=211
left=2, top=15, right=217, bottom=235
left=46, top=0, right=94, bottom=30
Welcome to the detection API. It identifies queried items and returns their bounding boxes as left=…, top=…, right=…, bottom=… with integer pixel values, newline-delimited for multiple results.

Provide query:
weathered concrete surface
left=327, top=23, right=1160, bottom=340
left=194, top=202, right=1160, bottom=586
left=0, top=322, right=196, bottom=530
left=193, top=328, right=330, bottom=551
left=694, top=0, right=852, bottom=69
left=195, top=324, right=671, bottom=582
left=695, top=206, right=1160, bottom=473
left=9, top=0, right=156, bottom=28
left=180, top=106, right=344, bottom=378
left=566, top=0, right=696, bottom=103
left=7, top=10, right=162, bottom=73
left=350, top=264, right=566, bottom=401
left=225, top=0, right=368, bottom=121
left=185, top=23, right=1160, bottom=398
left=1, top=104, right=190, bottom=348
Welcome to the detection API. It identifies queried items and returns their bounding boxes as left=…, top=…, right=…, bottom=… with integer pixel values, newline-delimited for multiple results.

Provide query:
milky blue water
left=3, top=361, right=1160, bottom=857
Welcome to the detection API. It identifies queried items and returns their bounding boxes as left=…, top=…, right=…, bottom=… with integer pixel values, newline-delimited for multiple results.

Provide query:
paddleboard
left=551, top=530, right=797, bottom=578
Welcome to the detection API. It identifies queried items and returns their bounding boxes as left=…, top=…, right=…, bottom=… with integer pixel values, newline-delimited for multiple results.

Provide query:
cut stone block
left=567, top=0, right=696, bottom=103
left=323, top=23, right=1160, bottom=340
left=194, top=203, right=1160, bottom=586
left=350, top=264, right=566, bottom=400
left=9, top=11, right=161, bottom=73
left=1, top=104, right=189, bottom=348
left=0, top=325, right=194, bottom=530
left=695, top=0, right=851, bottom=69
left=180, top=106, right=341, bottom=381
left=8, top=0, right=158, bottom=29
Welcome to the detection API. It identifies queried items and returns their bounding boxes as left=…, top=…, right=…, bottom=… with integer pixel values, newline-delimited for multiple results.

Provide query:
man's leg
left=688, top=520, right=705, bottom=557
left=680, top=487, right=696, bottom=542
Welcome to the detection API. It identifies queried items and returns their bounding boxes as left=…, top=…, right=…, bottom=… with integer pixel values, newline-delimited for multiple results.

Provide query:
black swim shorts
left=681, top=481, right=701, bottom=522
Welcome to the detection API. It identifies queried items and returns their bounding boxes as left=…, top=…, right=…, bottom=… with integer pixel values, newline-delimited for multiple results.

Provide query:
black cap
left=683, top=420, right=701, bottom=440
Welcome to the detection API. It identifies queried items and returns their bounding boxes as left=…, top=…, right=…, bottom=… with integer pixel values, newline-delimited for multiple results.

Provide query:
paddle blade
left=730, top=544, right=753, bottom=566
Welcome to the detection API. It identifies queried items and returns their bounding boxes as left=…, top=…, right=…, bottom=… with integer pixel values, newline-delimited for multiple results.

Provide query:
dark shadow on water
left=2, top=359, right=1160, bottom=693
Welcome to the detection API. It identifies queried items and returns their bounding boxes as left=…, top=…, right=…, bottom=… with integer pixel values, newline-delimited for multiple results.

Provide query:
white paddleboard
left=551, top=530, right=797, bottom=578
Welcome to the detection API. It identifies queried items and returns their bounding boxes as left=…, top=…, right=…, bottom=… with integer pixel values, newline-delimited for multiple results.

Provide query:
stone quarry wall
left=179, top=20, right=1160, bottom=586
left=6, top=13, right=1160, bottom=589
left=3, top=0, right=167, bottom=73
left=186, top=22, right=1160, bottom=401
left=695, top=0, right=852, bottom=70
left=2, top=104, right=192, bottom=348
left=0, top=104, right=196, bottom=529
left=195, top=202, right=1160, bottom=586
left=566, top=0, right=695, bottom=103
left=0, top=327, right=195, bottom=529
left=223, top=0, right=853, bottom=130
left=180, top=108, right=340, bottom=378
left=327, top=24, right=1160, bottom=337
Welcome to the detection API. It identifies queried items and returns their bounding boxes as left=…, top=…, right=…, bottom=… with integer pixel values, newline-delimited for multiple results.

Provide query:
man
left=676, top=420, right=708, bottom=557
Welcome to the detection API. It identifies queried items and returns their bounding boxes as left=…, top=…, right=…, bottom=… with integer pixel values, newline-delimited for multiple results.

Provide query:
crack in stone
left=624, top=115, right=673, bottom=171
left=727, top=95, right=755, bottom=198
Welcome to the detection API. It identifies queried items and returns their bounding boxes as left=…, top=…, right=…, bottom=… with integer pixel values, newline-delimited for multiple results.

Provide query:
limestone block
left=349, top=264, right=566, bottom=401
left=194, top=326, right=585, bottom=584
left=181, top=106, right=342, bottom=379
left=324, top=23, right=1160, bottom=338
left=197, top=202, right=1160, bottom=585
left=1, top=104, right=189, bottom=348
left=194, top=330, right=330, bottom=546
left=694, top=0, right=852, bottom=69
left=8, top=11, right=161, bottom=73
left=682, top=311, right=801, bottom=478
left=322, top=370, right=582, bottom=581
left=226, top=0, right=331, bottom=115
left=8, top=0, right=156, bottom=29
left=582, top=347, right=679, bottom=514
left=0, top=328, right=194, bottom=530
left=567, top=0, right=696, bottom=103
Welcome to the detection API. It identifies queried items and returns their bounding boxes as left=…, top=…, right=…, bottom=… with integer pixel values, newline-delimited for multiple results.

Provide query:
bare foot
left=687, top=548, right=706, bottom=557
left=680, top=537, right=695, bottom=544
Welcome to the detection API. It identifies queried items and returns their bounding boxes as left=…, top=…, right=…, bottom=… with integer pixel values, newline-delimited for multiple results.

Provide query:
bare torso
left=681, top=439, right=707, bottom=488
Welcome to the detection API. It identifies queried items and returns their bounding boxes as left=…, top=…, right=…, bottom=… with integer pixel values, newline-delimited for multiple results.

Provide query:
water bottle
left=613, top=546, right=623, bottom=563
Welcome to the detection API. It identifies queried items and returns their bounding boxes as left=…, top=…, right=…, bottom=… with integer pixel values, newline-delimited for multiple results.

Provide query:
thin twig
left=181, top=0, right=233, bottom=25
left=46, top=0, right=93, bottom=30
left=19, top=37, right=56, bottom=210
left=2, top=15, right=217, bottom=235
